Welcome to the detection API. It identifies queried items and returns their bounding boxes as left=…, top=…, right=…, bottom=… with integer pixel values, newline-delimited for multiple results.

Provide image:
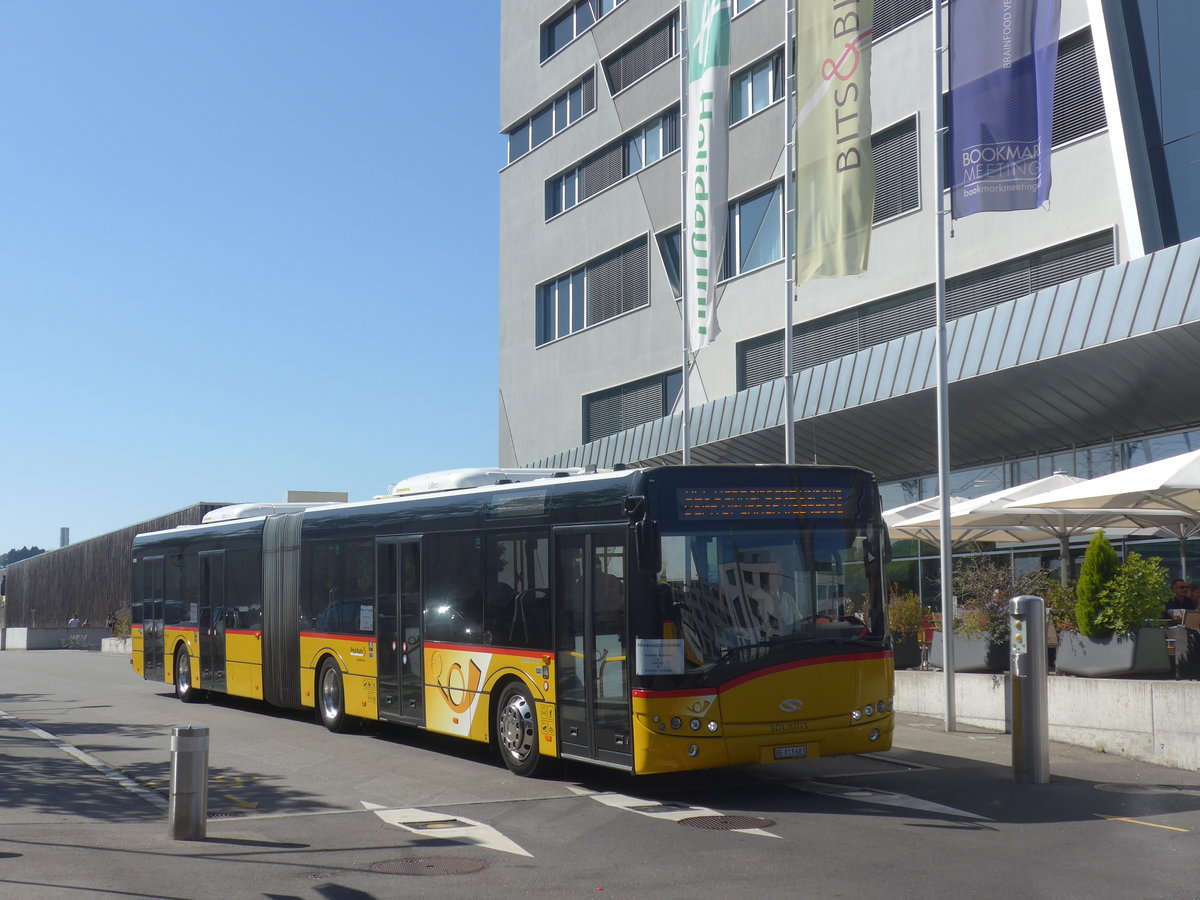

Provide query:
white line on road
left=566, top=785, right=782, bottom=838
left=789, top=780, right=992, bottom=820
left=361, top=801, right=533, bottom=857
left=0, top=709, right=169, bottom=811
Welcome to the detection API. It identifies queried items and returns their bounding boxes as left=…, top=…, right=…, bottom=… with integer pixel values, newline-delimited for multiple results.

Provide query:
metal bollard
left=169, top=726, right=209, bottom=840
left=1009, top=596, right=1049, bottom=783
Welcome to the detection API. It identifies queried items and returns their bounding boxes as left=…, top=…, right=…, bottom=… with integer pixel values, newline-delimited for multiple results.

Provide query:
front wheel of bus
left=317, top=659, right=348, bottom=733
left=174, top=647, right=202, bottom=703
left=496, top=682, right=554, bottom=777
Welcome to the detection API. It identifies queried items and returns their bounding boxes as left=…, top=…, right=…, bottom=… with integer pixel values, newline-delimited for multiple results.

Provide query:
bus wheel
left=317, top=659, right=348, bottom=733
left=496, top=682, right=554, bottom=777
left=174, top=647, right=202, bottom=704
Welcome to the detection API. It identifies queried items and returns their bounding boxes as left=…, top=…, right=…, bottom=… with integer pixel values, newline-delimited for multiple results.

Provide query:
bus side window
left=426, top=533, right=483, bottom=641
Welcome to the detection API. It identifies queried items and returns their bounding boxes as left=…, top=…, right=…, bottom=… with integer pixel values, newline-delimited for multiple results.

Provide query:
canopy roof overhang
left=533, top=238, right=1200, bottom=483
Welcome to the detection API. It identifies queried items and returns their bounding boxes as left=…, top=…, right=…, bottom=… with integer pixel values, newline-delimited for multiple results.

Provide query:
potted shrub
left=887, top=589, right=924, bottom=670
left=929, top=558, right=1013, bottom=673
left=1057, top=533, right=1171, bottom=677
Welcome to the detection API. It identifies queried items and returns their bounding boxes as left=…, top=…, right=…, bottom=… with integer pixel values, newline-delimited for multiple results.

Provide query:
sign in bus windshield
left=676, top=487, right=850, bottom=520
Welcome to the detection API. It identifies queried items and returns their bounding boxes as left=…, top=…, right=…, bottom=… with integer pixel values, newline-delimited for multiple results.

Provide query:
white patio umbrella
left=1017, top=449, right=1200, bottom=516
left=1018, top=449, right=1200, bottom=577
left=895, top=472, right=1190, bottom=585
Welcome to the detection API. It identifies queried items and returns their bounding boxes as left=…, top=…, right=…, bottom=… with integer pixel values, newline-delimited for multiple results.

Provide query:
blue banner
left=948, top=0, right=1061, bottom=217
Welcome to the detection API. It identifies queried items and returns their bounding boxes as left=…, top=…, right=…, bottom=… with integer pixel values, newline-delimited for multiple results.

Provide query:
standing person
left=68, top=614, right=81, bottom=628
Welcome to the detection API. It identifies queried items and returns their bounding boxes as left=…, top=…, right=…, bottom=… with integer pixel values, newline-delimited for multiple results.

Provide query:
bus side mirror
left=634, top=520, right=661, bottom=575
left=624, top=496, right=660, bottom=574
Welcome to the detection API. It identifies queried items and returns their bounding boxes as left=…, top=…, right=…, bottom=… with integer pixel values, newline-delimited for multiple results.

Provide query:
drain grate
left=679, top=815, right=775, bottom=830
left=371, top=857, right=489, bottom=876
left=208, top=810, right=248, bottom=819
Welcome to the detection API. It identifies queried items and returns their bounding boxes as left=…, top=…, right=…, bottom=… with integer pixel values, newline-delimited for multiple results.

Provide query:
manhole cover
left=371, top=857, right=489, bottom=876
left=678, top=815, right=775, bottom=830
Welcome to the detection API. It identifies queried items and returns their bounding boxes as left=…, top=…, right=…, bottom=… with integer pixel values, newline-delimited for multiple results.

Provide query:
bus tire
left=317, top=658, right=348, bottom=733
left=495, top=682, right=555, bottom=777
left=174, top=646, right=202, bottom=704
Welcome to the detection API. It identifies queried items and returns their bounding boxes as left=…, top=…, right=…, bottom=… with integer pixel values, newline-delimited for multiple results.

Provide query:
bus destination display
left=676, top=486, right=849, bottom=519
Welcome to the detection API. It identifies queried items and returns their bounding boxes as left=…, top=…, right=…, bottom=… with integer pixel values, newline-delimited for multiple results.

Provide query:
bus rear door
left=142, top=556, right=166, bottom=682
left=555, top=529, right=632, bottom=769
left=198, top=550, right=227, bottom=694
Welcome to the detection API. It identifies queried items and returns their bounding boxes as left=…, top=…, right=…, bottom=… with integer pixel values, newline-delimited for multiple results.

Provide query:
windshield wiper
left=716, top=635, right=807, bottom=664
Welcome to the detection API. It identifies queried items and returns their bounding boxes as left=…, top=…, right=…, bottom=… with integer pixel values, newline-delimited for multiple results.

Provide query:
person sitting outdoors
left=1166, top=579, right=1198, bottom=620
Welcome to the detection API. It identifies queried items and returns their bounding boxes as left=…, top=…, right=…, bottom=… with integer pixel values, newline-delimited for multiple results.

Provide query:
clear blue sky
left=0, top=3, right=503, bottom=553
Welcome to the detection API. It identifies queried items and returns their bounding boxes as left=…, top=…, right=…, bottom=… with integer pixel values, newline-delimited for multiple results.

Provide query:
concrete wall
left=2, top=628, right=112, bottom=651
left=896, top=670, right=1200, bottom=772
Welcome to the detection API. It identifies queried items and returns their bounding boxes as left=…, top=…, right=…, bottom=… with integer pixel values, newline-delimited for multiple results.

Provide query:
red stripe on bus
left=425, top=640, right=553, bottom=657
left=300, top=632, right=377, bottom=643
left=631, top=651, right=891, bottom=698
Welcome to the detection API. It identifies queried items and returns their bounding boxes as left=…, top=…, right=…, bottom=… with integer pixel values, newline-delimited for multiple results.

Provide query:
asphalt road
left=1, top=650, right=1198, bottom=899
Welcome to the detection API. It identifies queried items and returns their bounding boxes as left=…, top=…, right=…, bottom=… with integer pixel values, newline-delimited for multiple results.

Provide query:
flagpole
left=783, top=0, right=796, bottom=466
left=933, top=0, right=956, bottom=731
left=680, top=0, right=691, bottom=465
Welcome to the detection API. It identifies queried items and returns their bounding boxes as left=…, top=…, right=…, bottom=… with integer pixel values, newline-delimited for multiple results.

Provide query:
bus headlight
left=689, top=718, right=701, bottom=731
left=851, top=709, right=862, bottom=721
left=876, top=701, right=886, bottom=714
left=864, top=705, right=874, bottom=717
left=670, top=717, right=682, bottom=730
left=687, top=744, right=699, bottom=758
left=869, top=729, right=881, bottom=742
left=707, top=720, right=719, bottom=733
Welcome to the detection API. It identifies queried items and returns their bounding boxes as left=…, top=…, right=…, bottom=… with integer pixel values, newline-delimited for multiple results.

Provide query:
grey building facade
left=498, top=0, right=1200, bottom=520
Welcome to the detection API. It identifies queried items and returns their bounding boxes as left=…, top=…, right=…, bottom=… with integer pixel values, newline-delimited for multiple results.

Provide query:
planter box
left=929, top=631, right=1008, bottom=673
left=891, top=633, right=922, bottom=670
left=1055, top=627, right=1171, bottom=678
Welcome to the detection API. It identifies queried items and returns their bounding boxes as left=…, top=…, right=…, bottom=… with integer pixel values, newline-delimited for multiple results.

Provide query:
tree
left=1076, top=529, right=1119, bottom=637
left=0, top=546, right=47, bottom=567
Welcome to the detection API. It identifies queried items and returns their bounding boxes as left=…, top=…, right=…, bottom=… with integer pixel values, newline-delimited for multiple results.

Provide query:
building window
left=873, top=0, right=931, bottom=42
left=546, top=107, right=679, bottom=218
left=603, top=13, right=678, bottom=95
left=872, top=115, right=919, bottom=223
left=725, top=183, right=783, bottom=279
left=657, top=228, right=682, bottom=298
left=736, top=230, right=1116, bottom=389
left=1051, top=29, right=1106, bottom=146
left=507, top=71, right=597, bottom=163
left=536, top=237, right=649, bottom=346
left=584, top=369, right=682, bottom=443
left=734, top=0, right=763, bottom=13
left=731, top=52, right=783, bottom=124
left=542, top=0, right=627, bottom=62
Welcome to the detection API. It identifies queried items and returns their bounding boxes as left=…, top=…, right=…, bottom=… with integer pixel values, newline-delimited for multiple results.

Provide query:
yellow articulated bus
left=132, top=464, right=894, bottom=776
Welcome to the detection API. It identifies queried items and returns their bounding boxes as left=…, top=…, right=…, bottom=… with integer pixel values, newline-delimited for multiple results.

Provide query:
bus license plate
left=774, top=745, right=808, bottom=760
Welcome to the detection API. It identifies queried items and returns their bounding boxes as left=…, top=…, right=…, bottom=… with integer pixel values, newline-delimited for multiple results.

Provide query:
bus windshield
left=652, top=524, right=884, bottom=672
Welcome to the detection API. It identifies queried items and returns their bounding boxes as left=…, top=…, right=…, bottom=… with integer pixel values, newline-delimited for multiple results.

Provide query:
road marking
left=566, top=785, right=781, bottom=838
left=361, top=802, right=533, bottom=857
left=1095, top=814, right=1189, bottom=832
left=0, top=709, right=168, bottom=811
left=790, top=780, right=992, bottom=821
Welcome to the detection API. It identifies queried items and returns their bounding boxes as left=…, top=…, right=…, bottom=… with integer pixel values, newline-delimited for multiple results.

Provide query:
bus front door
left=198, top=551, right=227, bottom=694
left=555, top=529, right=632, bottom=769
left=376, top=538, right=425, bottom=726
